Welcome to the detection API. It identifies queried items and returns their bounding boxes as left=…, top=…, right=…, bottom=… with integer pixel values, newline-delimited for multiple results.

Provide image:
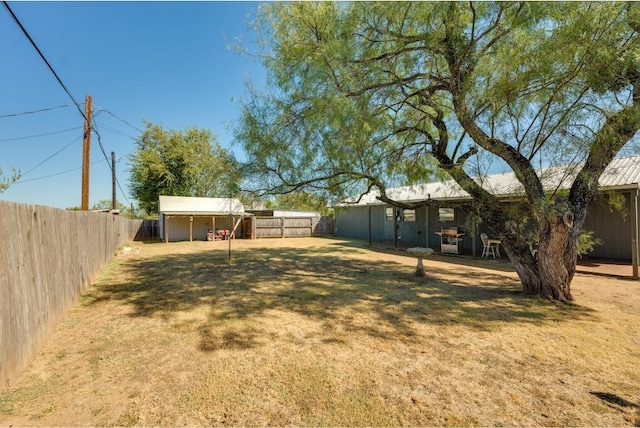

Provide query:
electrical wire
left=0, top=126, right=82, bottom=142
left=2, top=2, right=84, bottom=116
left=93, top=121, right=137, bottom=140
left=3, top=1, right=113, bottom=169
left=13, top=159, right=107, bottom=184
left=94, top=106, right=144, bottom=133
left=3, top=4, right=135, bottom=205
left=0, top=103, right=72, bottom=119
left=89, top=113, right=132, bottom=204
left=115, top=176, right=131, bottom=204
left=21, top=134, right=83, bottom=177
left=91, top=121, right=111, bottom=167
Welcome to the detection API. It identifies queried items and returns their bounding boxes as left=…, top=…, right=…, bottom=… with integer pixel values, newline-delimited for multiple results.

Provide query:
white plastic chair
left=481, top=233, right=500, bottom=258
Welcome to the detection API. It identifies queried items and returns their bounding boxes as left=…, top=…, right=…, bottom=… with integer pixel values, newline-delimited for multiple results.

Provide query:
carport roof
left=338, top=155, right=640, bottom=206
left=159, top=195, right=245, bottom=215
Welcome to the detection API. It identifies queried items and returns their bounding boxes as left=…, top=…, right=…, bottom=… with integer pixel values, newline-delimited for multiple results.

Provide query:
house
left=158, top=195, right=246, bottom=242
left=334, top=155, right=640, bottom=277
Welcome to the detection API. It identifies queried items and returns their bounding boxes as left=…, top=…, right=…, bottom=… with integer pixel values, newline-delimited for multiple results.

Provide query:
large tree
left=236, top=2, right=640, bottom=301
left=129, top=122, right=241, bottom=214
left=269, top=191, right=332, bottom=216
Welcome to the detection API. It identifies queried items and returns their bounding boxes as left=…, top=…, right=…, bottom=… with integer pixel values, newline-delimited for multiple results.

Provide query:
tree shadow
left=590, top=392, right=639, bottom=409
left=87, top=243, right=595, bottom=352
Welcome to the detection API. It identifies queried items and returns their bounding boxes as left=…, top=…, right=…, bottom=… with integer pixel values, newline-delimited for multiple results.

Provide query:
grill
left=436, top=227, right=465, bottom=255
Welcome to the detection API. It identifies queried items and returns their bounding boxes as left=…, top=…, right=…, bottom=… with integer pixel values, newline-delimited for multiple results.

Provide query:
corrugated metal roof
left=340, top=155, right=640, bottom=206
left=159, top=195, right=245, bottom=215
left=599, top=155, right=640, bottom=187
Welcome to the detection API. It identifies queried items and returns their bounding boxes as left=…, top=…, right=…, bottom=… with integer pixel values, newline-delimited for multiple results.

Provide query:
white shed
left=158, top=195, right=246, bottom=242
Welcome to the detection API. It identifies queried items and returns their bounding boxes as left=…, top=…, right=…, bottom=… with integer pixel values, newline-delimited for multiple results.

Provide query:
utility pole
left=81, top=95, right=92, bottom=210
left=111, top=151, right=117, bottom=210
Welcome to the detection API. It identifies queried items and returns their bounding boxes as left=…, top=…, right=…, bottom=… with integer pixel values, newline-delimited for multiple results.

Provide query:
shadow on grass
left=87, top=242, right=595, bottom=352
left=590, top=392, right=639, bottom=409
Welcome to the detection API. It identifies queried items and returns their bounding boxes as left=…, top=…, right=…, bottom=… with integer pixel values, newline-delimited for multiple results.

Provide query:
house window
left=385, top=207, right=394, bottom=221
left=403, top=209, right=415, bottom=222
left=439, top=207, right=455, bottom=222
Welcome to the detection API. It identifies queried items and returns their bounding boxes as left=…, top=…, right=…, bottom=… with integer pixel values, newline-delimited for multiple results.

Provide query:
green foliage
left=272, top=192, right=331, bottom=216
left=0, top=167, right=21, bottom=193
left=90, top=200, right=136, bottom=218
left=235, top=2, right=639, bottom=297
left=605, top=191, right=629, bottom=218
left=237, top=2, right=639, bottom=204
left=578, top=230, right=603, bottom=257
left=129, top=122, right=242, bottom=214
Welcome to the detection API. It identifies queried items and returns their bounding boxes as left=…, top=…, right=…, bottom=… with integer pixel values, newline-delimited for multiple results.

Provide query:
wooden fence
left=0, top=200, right=144, bottom=389
left=314, top=216, right=335, bottom=237
left=244, top=216, right=334, bottom=239
left=134, top=219, right=160, bottom=240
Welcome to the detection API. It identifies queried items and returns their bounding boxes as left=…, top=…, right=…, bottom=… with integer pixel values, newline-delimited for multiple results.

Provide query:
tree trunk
left=536, top=212, right=577, bottom=302
left=502, top=211, right=577, bottom=302
left=504, top=242, right=541, bottom=296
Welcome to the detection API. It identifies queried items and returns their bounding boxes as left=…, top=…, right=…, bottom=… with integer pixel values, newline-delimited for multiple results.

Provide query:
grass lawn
left=1, top=237, right=639, bottom=426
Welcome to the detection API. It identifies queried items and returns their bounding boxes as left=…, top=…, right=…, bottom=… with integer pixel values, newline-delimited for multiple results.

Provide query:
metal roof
left=598, top=155, right=640, bottom=188
left=158, top=195, right=245, bottom=215
left=340, top=155, right=640, bottom=206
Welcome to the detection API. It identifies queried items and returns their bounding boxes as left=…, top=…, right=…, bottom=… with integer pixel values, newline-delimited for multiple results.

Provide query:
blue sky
left=1, top=1, right=265, bottom=209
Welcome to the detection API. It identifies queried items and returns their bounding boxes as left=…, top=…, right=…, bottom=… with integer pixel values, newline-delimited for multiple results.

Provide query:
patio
left=372, top=242, right=637, bottom=280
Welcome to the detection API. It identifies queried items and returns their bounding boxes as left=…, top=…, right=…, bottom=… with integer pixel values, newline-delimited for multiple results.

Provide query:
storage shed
left=158, top=195, right=246, bottom=242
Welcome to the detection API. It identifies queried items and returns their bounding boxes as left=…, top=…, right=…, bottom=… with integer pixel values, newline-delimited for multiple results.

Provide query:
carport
left=158, top=195, right=247, bottom=242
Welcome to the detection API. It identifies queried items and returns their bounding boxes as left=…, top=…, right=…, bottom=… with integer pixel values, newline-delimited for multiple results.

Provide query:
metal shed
left=158, top=195, right=246, bottom=242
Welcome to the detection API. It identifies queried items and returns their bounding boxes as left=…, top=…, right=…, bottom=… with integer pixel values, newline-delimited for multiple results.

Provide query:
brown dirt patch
left=1, top=237, right=639, bottom=426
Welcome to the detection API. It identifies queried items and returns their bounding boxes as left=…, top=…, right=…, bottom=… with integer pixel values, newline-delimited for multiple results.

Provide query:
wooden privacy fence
left=134, top=219, right=160, bottom=240
left=0, top=200, right=144, bottom=389
left=244, top=216, right=334, bottom=239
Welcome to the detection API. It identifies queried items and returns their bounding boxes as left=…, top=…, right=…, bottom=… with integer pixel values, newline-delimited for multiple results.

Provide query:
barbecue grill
left=435, top=227, right=465, bottom=255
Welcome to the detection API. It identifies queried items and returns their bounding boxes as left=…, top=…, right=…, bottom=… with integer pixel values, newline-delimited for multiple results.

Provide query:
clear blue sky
left=1, top=1, right=265, bottom=210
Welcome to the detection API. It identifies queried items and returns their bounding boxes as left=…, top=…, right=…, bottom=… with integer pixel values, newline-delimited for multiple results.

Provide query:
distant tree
left=236, top=2, right=640, bottom=301
left=89, top=199, right=135, bottom=218
left=129, top=122, right=242, bottom=214
left=272, top=191, right=331, bottom=216
left=0, top=167, right=20, bottom=193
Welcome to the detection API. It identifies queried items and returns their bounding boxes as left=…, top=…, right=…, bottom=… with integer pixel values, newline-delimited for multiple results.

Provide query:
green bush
left=578, top=230, right=603, bottom=257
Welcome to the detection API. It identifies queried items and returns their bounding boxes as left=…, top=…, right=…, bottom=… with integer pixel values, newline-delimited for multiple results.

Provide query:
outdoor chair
left=481, top=233, right=501, bottom=258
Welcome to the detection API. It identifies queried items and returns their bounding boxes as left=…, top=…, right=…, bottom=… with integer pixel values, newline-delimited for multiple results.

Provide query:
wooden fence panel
left=283, top=217, right=313, bottom=238
left=314, top=216, right=335, bottom=237
left=134, top=219, right=160, bottom=240
left=254, top=217, right=286, bottom=238
left=0, top=201, right=144, bottom=389
left=252, top=216, right=334, bottom=239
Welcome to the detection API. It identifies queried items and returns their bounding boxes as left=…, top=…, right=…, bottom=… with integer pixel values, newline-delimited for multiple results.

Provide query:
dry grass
left=1, top=237, right=639, bottom=426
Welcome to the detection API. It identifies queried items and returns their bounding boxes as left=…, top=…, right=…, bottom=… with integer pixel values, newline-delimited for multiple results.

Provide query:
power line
left=3, top=1, right=112, bottom=168
left=0, top=126, right=83, bottom=142
left=0, top=103, right=72, bottom=119
left=91, top=120, right=110, bottom=167
left=3, top=4, right=134, bottom=205
left=93, top=121, right=137, bottom=140
left=21, top=134, right=83, bottom=177
left=13, top=159, right=107, bottom=184
left=115, top=176, right=130, bottom=204
left=94, top=106, right=144, bottom=133
left=2, top=2, right=84, bottom=116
